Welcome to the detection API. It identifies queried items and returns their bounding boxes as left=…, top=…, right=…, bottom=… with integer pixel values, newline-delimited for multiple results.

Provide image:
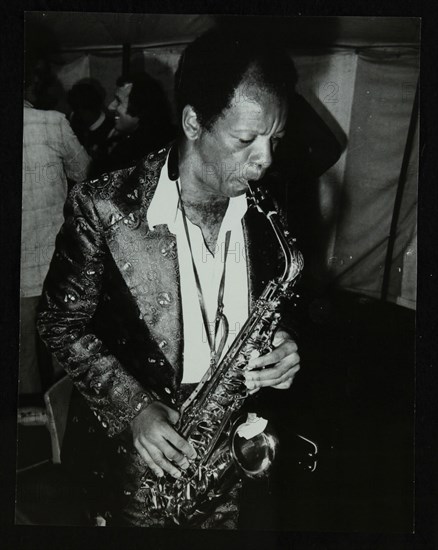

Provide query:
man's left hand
left=244, top=329, right=300, bottom=393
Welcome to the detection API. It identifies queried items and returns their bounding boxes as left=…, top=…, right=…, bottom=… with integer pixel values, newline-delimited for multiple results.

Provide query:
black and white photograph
left=13, top=10, right=420, bottom=535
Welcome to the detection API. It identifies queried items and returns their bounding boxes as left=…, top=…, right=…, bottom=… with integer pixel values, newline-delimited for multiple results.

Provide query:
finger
left=142, top=439, right=183, bottom=479
left=166, top=406, right=180, bottom=425
left=271, top=365, right=301, bottom=389
left=272, top=329, right=293, bottom=346
left=245, top=352, right=300, bottom=384
left=247, top=340, right=297, bottom=369
left=134, top=439, right=164, bottom=478
left=245, top=364, right=300, bottom=390
left=271, top=376, right=296, bottom=390
left=158, top=438, right=190, bottom=470
left=253, top=369, right=299, bottom=391
left=274, top=350, right=300, bottom=370
left=162, top=425, right=197, bottom=460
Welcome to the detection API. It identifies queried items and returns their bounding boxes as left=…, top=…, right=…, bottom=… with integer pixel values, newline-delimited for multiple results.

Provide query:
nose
left=249, top=139, right=273, bottom=179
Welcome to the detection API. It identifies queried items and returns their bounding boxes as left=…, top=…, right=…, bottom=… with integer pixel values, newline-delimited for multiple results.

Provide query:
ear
left=181, top=105, right=202, bottom=141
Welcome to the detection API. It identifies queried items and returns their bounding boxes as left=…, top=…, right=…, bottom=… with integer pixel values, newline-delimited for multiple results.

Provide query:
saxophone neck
left=247, top=183, right=303, bottom=285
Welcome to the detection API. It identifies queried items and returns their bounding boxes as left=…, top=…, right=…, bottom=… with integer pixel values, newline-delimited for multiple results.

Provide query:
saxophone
left=140, top=184, right=305, bottom=526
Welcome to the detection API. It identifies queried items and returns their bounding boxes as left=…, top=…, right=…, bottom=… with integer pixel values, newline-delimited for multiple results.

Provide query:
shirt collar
left=147, top=151, right=180, bottom=231
left=221, top=189, right=248, bottom=232
left=147, top=152, right=248, bottom=232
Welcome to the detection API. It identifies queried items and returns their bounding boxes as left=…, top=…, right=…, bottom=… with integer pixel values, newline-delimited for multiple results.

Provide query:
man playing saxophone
left=37, top=27, right=301, bottom=528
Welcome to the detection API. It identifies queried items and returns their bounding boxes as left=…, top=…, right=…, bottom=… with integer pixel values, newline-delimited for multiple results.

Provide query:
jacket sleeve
left=59, top=115, right=91, bottom=183
left=37, top=183, right=157, bottom=437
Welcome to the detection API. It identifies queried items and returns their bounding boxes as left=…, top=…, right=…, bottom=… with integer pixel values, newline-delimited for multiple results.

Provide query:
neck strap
left=176, top=179, right=231, bottom=364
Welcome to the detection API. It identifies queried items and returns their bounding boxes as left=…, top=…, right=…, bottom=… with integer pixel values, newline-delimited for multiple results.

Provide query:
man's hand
left=244, top=329, right=300, bottom=393
left=131, top=401, right=197, bottom=478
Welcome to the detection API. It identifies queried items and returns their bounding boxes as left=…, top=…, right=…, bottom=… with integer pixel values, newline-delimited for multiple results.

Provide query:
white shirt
left=147, top=155, right=249, bottom=383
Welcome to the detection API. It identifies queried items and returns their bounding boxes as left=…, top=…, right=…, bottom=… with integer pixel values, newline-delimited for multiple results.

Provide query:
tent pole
left=380, top=80, right=419, bottom=302
left=58, top=40, right=192, bottom=53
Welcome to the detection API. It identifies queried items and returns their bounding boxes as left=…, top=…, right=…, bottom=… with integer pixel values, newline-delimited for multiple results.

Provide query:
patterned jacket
left=37, top=145, right=294, bottom=440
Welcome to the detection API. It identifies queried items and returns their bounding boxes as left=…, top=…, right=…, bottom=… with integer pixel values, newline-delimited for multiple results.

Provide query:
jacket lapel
left=93, top=148, right=282, bottom=376
left=94, top=150, right=183, bottom=375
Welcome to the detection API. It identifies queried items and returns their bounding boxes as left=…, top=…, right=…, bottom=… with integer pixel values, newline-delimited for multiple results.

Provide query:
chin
left=232, top=179, right=249, bottom=195
left=228, top=188, right=247, bottom=198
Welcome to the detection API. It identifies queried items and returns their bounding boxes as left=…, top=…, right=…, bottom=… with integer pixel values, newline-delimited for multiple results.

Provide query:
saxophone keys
left=151, top=489, right=158, bottom=509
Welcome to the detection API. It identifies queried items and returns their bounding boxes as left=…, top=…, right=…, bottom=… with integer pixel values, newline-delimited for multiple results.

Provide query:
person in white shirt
left=38, top=27, right=301, bottom=528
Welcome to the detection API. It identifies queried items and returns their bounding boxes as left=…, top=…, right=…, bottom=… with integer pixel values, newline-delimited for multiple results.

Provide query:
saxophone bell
left=230, top=413, right=279, bottom=479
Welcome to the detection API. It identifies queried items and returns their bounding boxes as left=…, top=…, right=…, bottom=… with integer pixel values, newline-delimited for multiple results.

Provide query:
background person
left=94, top=72, right=175, bottom=175
left=21, top=50, right=90, bottom=395
left=67, top=80, right=114, bottom=171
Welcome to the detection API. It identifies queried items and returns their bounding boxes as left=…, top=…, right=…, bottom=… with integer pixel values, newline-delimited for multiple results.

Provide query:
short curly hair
left=175, top=27, right=298, bottom=132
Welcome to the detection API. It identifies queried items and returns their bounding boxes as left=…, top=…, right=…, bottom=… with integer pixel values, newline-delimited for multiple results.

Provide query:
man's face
left=190, top=81, right=288, bottom=199
left=108, top=83, right=139, bottom=135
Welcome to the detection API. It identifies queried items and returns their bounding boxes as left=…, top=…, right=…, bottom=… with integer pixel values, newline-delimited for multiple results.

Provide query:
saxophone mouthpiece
left=246, top=181, right=273, bottom=216
left=246, top=180, right=256, bottom=194
left=246, top=181, right=260, bottom=209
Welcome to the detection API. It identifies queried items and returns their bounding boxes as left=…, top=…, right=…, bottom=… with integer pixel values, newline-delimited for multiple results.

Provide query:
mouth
left=236, top=178, right=250, bottom=192
left=239, top=177, right=260, bottom=188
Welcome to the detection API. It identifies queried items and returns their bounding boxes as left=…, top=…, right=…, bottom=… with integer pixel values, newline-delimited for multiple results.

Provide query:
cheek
left=228, top=149, right=251, bottom=178
left=201, top=135, right=248, bottom=183
left=221, top=139, right=248, bottom=164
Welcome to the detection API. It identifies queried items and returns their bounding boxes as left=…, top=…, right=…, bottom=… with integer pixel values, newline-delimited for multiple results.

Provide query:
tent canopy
left=23, top=13, right=420, bottom=309
left=26, top=12, right=420, bottom=50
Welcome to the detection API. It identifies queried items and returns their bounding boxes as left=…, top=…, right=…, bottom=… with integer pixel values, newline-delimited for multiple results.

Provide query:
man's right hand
left=131, top=401, right=197, bottom=479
